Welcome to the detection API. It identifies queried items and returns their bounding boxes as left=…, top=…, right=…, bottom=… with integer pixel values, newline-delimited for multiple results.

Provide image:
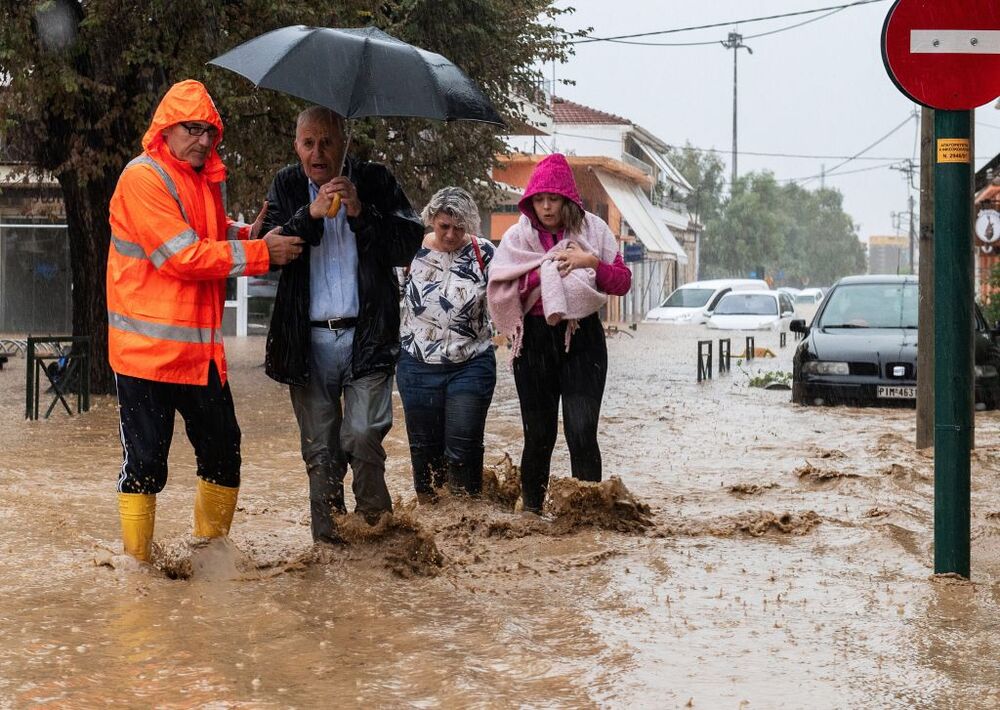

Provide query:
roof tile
left=552, top=96, right=631, bottom=125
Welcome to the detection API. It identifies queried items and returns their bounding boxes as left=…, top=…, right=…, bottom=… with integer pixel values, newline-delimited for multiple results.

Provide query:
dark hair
left=560, top=199, right=585, bottom=234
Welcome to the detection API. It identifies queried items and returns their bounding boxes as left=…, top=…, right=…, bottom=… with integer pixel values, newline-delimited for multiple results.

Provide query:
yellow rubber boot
left=193, top=479, right=239, bottom=538
left=118, top=493, right=156, bottom=562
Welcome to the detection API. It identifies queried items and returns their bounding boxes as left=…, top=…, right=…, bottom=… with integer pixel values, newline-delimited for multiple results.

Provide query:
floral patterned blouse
left=400, top=237, right=495, bottom=364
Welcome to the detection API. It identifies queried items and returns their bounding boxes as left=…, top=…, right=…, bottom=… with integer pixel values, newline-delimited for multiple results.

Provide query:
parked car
left=644, top=278, right=769, bottom=324
left=706, top=290, right=795, bottom=331
left=795, top=288, right=823, bottom=306
left=791, top=274, right=1000, bottom=407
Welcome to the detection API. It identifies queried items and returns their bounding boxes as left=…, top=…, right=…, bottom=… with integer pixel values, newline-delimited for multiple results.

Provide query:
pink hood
left=517, top=153, right=583, bottom=227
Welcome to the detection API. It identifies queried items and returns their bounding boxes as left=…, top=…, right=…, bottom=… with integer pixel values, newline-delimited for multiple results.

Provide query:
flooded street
left=2, top=324, right=1000, bottom=708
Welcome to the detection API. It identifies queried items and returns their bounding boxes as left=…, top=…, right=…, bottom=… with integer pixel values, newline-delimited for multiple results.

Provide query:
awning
left=654, top=204, right=690, bottom=232
left=594, top=169, right=688, bottom=263
left=634, top=140, right=692, bottom=192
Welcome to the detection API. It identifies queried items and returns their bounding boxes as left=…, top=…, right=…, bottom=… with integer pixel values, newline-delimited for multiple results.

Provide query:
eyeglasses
left=180, top=122, right=219, bottom=139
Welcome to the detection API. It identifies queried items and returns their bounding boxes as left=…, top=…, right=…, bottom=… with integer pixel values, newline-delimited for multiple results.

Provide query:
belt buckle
left=327, top=318, right=338, bottom=330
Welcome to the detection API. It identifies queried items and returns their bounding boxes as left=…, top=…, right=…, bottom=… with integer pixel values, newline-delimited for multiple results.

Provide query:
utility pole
left=722, top=32, right=752, bottom=190
left=891, top=157, right=918, bottom=273
left=908, top=193, right=916, bottom=273
left=916, top=108, right=934, bottom=450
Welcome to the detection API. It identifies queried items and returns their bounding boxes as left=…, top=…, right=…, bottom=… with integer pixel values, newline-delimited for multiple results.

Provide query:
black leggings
left=512, top=314, right=607, bottom=511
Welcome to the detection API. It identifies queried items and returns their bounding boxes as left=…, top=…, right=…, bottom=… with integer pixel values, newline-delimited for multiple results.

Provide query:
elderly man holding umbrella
left=211, top=24, right=504, bottom=540
left=261, top=106, right=422, bottom=538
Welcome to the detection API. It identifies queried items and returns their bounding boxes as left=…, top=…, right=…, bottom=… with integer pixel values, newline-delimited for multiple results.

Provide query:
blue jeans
left=396, top=349, right=496, bottom=496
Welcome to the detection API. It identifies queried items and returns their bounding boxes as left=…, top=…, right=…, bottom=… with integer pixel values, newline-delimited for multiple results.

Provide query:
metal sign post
left=881, top=0, right=1000, bottom=577
left=933, top=110, right=972, bottom=576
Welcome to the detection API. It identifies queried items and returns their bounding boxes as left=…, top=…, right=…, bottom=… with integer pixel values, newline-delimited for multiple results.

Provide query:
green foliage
left=705, top=172, right=790, bottom=280
left=746, top=370, right=792, bottom=389
left=665, top=142, right=725, bottom=227
left=0, top=0, right=582, bottom=212
left=665, top=153, right=867, bottom=285
left=0, top=0, right=581, bottom=391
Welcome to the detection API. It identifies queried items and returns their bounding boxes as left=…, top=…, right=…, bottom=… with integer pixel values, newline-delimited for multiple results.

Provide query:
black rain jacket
left=262, top=159, right=424, bottom=386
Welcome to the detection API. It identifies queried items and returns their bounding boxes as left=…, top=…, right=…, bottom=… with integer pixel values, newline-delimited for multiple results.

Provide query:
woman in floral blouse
left=397, top=187, right=496, bottom=502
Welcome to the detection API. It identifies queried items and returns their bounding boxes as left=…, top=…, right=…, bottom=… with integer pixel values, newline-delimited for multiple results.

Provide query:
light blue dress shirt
left=308, top=180, right=359, bottom=321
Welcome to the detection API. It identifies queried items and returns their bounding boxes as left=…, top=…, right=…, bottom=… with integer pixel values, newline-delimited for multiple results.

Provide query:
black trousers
left=115, top=363, right=241, bottom=494
left=512, top=314, right=607, bottom=511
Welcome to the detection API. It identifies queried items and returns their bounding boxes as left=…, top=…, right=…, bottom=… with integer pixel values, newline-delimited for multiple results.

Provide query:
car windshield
left=795, top=294, right=816, bottom=304
left=661, top=288, right=714, bottom=308
left=714, top=294, right=777, bottom=316
left=818, top=283, right=918, bottom=329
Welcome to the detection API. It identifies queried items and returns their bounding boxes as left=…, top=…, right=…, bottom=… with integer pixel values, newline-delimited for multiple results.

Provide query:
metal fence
left=618, top=257, right=677, bottom=323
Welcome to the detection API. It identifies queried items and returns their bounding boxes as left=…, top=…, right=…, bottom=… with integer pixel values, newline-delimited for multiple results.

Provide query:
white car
left=706, top=290, right=796, bottom=331
left=644, top=278, right=769, bottom=324
left=795, top=288, right=824, bottom=306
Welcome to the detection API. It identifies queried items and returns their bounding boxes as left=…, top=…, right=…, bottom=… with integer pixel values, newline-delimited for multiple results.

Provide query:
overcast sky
left=549, top=0, right=1000, bottom=242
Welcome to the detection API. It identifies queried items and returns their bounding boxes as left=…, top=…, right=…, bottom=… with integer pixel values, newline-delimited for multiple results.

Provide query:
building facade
left=868, top=235, right=911, bottom=275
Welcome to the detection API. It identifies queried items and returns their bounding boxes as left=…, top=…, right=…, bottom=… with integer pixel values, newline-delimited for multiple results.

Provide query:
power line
left=593, top=7, right=851, bottom=47
left=712, top=160, right=901, bottom=187
left=550, top=130, right=933, bottom=161
left=570, top=0, right=888, bottom=45
left=800, top=112, right=917, bottom=185
left=784, top=161, right=900, bottom=183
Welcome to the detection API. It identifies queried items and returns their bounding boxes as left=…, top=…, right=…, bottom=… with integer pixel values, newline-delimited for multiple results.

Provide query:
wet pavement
left=1, top=324, right=999, bottom=707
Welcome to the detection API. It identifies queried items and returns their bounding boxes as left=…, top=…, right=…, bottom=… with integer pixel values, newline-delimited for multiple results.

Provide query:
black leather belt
left=310, top=317, right=358, bottom=330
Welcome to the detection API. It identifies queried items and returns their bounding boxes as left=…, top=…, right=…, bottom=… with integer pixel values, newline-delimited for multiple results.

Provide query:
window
left=662, top=288, right=715, bottom=308
left=714, top=294, right=778, bottom=316
left=818, top=283, right=918, bottom=329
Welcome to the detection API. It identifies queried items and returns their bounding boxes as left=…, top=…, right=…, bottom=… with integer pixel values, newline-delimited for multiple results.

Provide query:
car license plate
left=877, top=385, right=916, bottom=399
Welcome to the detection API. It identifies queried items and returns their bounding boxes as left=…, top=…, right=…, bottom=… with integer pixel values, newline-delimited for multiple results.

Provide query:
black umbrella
left=208, top=25, right=504, bottom=127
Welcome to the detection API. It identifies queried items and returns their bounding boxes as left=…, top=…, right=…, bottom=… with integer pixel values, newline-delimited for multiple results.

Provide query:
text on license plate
left=877, top=385, right=916, bottom=399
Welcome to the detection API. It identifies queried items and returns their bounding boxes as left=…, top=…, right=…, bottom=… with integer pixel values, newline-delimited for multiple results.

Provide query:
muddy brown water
left=2, top=325, right=1000, bottom=707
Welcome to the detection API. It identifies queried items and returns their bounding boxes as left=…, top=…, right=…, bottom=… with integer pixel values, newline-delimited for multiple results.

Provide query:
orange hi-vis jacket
left=107, top=80, right=270, bottom=385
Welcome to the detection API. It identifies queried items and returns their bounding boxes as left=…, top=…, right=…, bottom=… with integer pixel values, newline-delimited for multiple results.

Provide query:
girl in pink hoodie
left=487, top=154, right=631, bottom=513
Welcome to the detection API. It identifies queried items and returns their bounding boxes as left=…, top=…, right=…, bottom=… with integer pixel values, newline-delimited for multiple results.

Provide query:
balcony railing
left=622, top=152, right=653, bottom=176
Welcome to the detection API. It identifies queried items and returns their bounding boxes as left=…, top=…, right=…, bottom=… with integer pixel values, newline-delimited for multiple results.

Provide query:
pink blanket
left=488, top=213, right=619, bottom=356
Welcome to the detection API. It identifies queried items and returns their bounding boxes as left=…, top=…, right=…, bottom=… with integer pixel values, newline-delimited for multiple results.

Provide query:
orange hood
left=141, top=79, right=226, bottom=182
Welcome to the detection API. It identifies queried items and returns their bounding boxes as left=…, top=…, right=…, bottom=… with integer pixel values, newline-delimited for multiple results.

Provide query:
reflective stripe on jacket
left=107, top=79, right=270, bottom=385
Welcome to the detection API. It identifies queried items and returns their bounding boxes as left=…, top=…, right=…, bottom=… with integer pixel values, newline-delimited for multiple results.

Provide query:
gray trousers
left=289, top=327, right=393, bottom=541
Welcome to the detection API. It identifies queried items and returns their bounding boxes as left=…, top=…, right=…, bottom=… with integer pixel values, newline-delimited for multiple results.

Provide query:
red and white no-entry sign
left=882, top=0, right=1000, bottom=110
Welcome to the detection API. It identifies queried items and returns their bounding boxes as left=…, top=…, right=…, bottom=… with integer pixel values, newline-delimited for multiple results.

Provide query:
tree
left=701, top=172, right=790, bottom=278
left=680, top=167, right=866, bottom=285
left=780, top=185, right=866, bottom=286
left=665, top=142, right=725, bottom=228
left=0, top=0, right=581, bottom=392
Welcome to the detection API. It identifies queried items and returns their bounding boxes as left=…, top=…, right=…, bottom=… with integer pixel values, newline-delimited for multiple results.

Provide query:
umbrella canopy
left=208, top=25, right=505, bottom=127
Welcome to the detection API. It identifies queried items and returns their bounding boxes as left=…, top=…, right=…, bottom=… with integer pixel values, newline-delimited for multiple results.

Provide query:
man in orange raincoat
left=107, top=79, right=304, bottom=562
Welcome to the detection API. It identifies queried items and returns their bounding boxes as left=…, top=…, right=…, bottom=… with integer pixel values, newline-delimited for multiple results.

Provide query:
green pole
left=933, top=109, right=973, bottom=577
